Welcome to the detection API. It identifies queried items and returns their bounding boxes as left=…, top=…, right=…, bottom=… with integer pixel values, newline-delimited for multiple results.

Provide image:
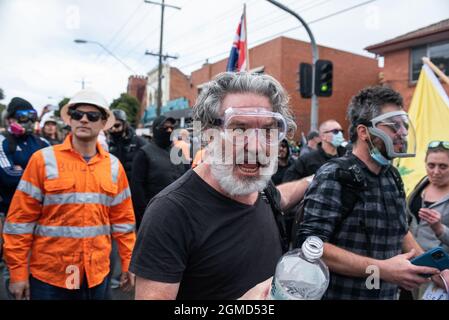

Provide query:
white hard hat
left=61, top=88, right=115, bottom=130
left=39, top=110, right=60, bottom=129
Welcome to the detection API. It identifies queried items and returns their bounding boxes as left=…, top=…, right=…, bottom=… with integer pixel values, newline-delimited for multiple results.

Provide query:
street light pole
left=74, top=39, right=136, bottom=74
left=266, top=0, right=320, bottom=131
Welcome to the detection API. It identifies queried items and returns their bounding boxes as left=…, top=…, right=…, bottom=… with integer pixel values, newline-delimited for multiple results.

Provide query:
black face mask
left=110, top=131, right=124, bottom=138
left=153, top=126, right=172, bottom=149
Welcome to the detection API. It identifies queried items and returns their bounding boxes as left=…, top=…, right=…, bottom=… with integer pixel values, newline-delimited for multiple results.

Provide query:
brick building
left=366, top=18, right=449, bottom=109
left=141, top=36, right=380, bottom=137
left=127, top=75, right=148, bottom=123
left=187, top=36, right=379, bottom=138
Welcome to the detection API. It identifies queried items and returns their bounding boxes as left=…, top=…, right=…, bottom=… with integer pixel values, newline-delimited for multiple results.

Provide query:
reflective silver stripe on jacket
left=110, top=187, right=131, bottom=206
left=17, top=180, right=43, bottom=202
left=42, top=147, right=58, bottom=179
left=111, top=223, right=135, bottom=233
left=43, top=192, right=112, bottom=206
left=34, top=225, right=111, bottom=238
left=110, top=154, right=119, bottom=184
left=3, top=222, right=36, bottom=234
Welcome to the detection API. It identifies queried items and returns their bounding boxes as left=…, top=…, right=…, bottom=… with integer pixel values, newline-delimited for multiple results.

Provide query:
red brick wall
left=169, top=67, right=196, bottom=105
left=279, top=37, right=379, bottom=138
left=183, top=36, right=380, bottom=140
left=382, top=48, right=449, bottom=110
left=127, top=75, right=148, bottom=122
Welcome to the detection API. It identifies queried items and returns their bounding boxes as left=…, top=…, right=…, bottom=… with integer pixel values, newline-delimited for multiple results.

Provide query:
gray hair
left=192, top=72, right=296, bottom=133
left=346, top=85, right=403, bottom=143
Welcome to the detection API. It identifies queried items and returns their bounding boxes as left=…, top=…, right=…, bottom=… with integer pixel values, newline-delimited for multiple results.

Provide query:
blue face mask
left=331, top=131, right=345, bottom=148
left=369, top=147, right=391, bottom=166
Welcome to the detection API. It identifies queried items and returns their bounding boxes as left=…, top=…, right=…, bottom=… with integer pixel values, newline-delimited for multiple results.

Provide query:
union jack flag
left=226, top=5, right=248, bottom=72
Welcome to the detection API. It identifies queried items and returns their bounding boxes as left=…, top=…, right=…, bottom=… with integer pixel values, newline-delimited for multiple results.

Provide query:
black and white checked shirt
left=298, top=154, right=408, bottom=300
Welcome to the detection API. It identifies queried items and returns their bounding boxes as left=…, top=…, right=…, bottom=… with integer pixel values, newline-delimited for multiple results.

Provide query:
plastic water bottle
left=269, top=236, right=329, bottom=300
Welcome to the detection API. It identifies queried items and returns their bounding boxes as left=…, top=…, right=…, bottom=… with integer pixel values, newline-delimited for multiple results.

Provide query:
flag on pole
left=396, top=63, right=449, bottom=195
left=226, top=4, right=249, bottom=72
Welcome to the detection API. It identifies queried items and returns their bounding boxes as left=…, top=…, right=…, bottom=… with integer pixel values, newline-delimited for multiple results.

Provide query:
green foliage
left=110, top=93, right=140, bottom=126
left=56, top=97, right=70, bottom=117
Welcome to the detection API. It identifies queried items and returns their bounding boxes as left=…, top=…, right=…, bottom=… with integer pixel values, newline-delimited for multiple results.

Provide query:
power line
left=163, top=0, right=259, bottom=48
left=93, top=2, right=147, bottom=64
left=173, top=0, right=377, bottom=69
left=253, top=0, right=378, bottom=47
left=175, top=0, right=378, bottom=71
left=104, top=2, right=144, bottom=50
left=96, top=4, right=156, bottom=65
left=168, top=0, right=330, bottom=61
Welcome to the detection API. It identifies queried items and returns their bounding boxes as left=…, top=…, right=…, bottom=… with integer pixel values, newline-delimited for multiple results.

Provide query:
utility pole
left=266, top=0, right=320, bottom=131
left=75, top=77, right=91, bottom=90
left=144, top=0, right=181, bottom=117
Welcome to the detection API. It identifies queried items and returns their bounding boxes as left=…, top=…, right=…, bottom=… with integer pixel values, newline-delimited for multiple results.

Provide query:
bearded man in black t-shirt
left=130, top=72, right=311, bottom=300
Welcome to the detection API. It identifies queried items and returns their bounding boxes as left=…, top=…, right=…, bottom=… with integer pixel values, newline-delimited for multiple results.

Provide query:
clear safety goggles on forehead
left=369, top=110, right=416, bottom=158
left=215, top=107, right=288, bottom=145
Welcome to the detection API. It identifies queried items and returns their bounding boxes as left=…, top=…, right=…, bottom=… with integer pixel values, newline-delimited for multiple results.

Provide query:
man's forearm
left=278, top=178, right=310, bottom=211
left=402, top=231, right=424, bottom=256
left=323, top=243, right=380, bottom=278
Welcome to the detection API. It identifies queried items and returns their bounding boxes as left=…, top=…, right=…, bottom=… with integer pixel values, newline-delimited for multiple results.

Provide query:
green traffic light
left=321, top=84, right=328, bottom=92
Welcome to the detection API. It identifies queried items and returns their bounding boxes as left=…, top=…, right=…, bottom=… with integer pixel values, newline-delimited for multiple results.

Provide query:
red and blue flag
left=226, top=7, right=248, bottom=72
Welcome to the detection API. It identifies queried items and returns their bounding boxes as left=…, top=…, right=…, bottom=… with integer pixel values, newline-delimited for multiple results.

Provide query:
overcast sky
left=0, top=0, right=448, bottom=112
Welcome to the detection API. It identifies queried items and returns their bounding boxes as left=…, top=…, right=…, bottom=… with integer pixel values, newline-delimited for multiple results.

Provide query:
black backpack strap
left=328, top=156, right=368, bottom=241
left=293, top=156, right=368, bottom=247
left=262, top=180, right=290, bottom=253
left=388, top=165, right=405, bottom=198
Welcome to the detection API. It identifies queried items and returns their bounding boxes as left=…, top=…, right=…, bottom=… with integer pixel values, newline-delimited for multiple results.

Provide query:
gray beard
left=208, top=141, right=277, bottom=196
left=210, top=163, right=272, bottom=196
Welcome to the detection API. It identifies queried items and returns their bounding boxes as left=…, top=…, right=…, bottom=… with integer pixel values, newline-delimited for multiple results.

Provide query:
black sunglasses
left=69, top=109, right=103, bottom=122
left=324, top=129, right=344, bottom=135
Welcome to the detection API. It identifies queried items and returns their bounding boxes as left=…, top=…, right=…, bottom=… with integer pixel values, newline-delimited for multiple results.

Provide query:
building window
left=410, top=41, right=449, bottom=82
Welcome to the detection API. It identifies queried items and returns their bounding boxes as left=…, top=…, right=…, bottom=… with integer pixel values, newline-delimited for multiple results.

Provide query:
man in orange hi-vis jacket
left=3, top=88, right=136, bottom=300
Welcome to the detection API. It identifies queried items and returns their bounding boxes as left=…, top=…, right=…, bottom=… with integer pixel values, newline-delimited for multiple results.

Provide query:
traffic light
left=315, top=59, right=333, bottom=97
left=298, top=63, right=312, bottom=99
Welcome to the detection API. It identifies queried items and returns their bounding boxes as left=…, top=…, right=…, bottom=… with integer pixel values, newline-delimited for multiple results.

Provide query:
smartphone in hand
left=411, top=247, right=449, bottom=277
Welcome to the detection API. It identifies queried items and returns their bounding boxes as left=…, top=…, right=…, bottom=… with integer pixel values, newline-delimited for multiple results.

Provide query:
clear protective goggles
left=217, top=107, right=288, bottom=146
left=368, top=110, right=416, bottom=158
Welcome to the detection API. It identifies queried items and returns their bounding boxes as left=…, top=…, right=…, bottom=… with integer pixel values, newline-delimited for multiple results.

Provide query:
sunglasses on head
left=15, top=110, right=37, bottom=123
left=69, top=109, right=104, bottom=122
left=324, top=129, right=343, bottom=135
left=428, top=140, right=449, bottom=150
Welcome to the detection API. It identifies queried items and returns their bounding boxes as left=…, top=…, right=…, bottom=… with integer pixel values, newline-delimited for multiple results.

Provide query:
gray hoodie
left=407, top=176, right=449, bottom=253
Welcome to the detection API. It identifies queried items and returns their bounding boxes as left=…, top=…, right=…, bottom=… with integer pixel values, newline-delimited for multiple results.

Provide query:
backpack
left=261, top=180, right=291, bottom=253
left=291, top=156, right=405, bottom=249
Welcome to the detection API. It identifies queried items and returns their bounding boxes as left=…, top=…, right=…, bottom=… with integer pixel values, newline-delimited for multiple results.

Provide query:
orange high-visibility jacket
left=3, top=135, right=136, bottom=288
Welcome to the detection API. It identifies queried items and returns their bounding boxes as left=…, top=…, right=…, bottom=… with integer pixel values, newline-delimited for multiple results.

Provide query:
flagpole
left=244, top=3, right=249, bottom=71
left=422, top=57, right=449, bottom=86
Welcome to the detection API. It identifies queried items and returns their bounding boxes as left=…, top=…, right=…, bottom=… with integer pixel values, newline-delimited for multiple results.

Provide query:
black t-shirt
left=130, top=169, right=283, bottom=300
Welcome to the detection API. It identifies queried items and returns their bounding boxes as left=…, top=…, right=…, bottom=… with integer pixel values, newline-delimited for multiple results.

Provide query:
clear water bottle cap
left=301, top=236, right=324, bottom=261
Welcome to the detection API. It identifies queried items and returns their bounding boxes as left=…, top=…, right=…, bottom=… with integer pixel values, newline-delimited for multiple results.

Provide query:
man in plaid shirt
left=298, top=86, right=443, bottom=299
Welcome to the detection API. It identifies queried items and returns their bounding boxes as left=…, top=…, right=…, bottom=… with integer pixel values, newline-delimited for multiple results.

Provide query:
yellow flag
left=396, top=64, right=449, bottom=195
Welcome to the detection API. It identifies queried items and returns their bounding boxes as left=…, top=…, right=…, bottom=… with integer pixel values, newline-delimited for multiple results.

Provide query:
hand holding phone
left=411, top=247, right=449, bottom=277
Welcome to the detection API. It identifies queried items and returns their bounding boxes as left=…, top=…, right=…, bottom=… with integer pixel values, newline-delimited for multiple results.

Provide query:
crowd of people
left=0, top=71, right=448, bottom=300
